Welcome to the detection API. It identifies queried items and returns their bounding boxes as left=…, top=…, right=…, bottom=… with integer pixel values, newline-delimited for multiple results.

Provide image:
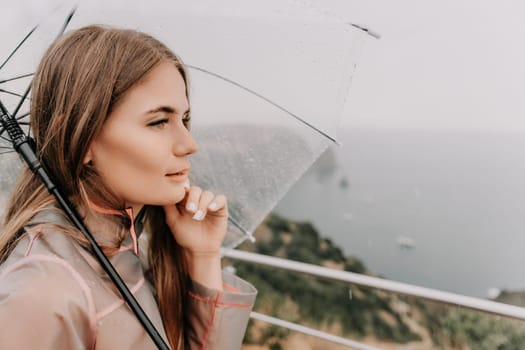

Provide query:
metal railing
left=223, top=248, right=525, bottom=348
left=250, top=311, right=381, bottom=350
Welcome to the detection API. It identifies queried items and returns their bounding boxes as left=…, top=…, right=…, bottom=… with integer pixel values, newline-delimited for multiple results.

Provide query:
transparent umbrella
left=0, top=0, right=369, bottom=249
left=1, top=1, right=372, bottom=347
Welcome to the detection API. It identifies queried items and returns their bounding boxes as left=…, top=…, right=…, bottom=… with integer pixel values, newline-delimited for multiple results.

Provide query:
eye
left=148, top=118, right=169, bottom=128
left=182, top=114, right=191, bottom=129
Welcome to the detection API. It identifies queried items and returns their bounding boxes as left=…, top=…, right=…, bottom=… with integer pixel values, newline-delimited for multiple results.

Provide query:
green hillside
left=226, top=213, right=525, bottom=349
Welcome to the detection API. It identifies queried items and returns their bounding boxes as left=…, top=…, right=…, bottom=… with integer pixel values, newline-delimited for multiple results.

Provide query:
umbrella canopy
left=0, top=0, right=367, bottom=247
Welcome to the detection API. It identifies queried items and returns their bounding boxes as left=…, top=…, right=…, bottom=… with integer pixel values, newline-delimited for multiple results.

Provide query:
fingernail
left=208, top=202, right=218, bottom=211
left=183, top=180, right=191, bottom=189
left=192, top=210, right=204, bottom=221
left=187, top=202, right=197, bottom=212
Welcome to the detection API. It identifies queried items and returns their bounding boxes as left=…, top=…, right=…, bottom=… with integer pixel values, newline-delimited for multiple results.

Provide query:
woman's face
left=86, top=61, right=197, bottom=212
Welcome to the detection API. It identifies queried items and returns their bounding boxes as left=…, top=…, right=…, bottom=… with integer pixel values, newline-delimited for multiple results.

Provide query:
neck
left=79, top=198, right=141, bottom=254
left=79, top=205, right=124, bottom=246
left=127, top=204, right=144, bottom=217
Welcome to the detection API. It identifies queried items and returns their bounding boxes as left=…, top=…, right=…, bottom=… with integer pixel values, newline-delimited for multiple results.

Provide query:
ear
left=83, top=148, right=93, bottom=165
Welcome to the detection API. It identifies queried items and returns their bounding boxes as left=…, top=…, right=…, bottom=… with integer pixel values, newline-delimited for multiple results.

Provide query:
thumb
left=163, top=182, right=191, bottom=223
left=163, top=203, right=182, bottom=226
left=174, top=182, right=192, bottom=213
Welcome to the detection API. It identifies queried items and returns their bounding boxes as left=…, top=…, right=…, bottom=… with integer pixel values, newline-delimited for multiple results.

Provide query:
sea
left=274, top=127, right=525, bottom=299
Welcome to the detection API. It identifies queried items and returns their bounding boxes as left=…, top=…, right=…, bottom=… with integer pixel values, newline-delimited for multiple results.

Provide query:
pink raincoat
left=0, top=208, right=256, bottom=349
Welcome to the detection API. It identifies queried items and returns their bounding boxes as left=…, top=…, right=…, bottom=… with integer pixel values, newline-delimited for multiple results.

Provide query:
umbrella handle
left=0, top=107, right=170, bottom=350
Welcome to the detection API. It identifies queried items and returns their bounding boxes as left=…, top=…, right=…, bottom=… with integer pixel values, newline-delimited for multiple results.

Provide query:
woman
left=0, top=25, right=256, bottom=349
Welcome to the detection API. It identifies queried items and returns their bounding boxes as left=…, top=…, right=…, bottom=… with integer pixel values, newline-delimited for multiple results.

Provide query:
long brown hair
left=0, top=25, right=189, bottom=349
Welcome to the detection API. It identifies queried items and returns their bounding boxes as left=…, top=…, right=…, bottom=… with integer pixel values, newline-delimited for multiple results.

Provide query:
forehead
left=117, top=61, right=189, bottom=114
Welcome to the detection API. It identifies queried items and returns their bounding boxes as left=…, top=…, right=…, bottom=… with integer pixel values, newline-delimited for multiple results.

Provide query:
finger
left=173, top=180, right=191, bottom=210
left=163, top=203, right=181, bottom=226
left=207, top=194, right=227, bottom=212
left=192, top=191, right=215, bottom=221
left=185, top=186, right=202, bottom=213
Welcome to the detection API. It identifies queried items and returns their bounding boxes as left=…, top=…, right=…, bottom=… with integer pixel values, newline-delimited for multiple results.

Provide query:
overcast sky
left=3, top=0, right=525, bottom=132
left=320, top=0, right=525, bottom=132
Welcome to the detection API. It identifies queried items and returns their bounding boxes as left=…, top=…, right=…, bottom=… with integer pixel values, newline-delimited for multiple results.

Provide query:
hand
left=163, top=185, right=228, bottom=256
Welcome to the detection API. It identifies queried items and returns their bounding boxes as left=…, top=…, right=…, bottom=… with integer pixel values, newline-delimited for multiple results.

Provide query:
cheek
left=93, top=132, right=164, bottom=183
left=90, top=126, right=184, bottom=205
left=107, top=140, right=164, bottom=177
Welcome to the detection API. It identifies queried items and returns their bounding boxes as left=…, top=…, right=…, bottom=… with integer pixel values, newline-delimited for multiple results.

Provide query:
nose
left=172, top=124, right=198, bottom=156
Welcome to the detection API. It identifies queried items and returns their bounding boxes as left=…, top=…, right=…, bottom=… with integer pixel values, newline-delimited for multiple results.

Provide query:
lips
left=166, top=168, right=189, bottom=178
left=167, top=170, right=187, bottom=176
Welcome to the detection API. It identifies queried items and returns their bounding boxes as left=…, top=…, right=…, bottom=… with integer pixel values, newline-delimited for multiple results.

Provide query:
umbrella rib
left=59, top=7, right=77, bottom=39
left=0, top=25, right=38, bottom=72
left=0, top=106, right=11, bottom=142
left=0, top=149, right=16, bottom=155
left=187, top=65, right=338, bottom=144
left=0, top=128, right=12, bottom=142
left=0, top=113, right=29, bottom=142
left=0, top=88, right=31, bottom=100
left=0, top=73, right=34, bottom=84
left=0, top=113, right=31, bottom=141
left=11, top=7, right=77, bottom=120
left=14, top=110, right=30, bottom=121
left=228, top=216, right=253, bottom=239
left=12, top=86, right=31, bottom=119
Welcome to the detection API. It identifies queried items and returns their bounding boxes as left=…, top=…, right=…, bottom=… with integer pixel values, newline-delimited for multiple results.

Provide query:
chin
left=137, top=187, right=186, bottom=207
left=172, top=193, right=187, bottom=204
left=161, top=190, right=187, bottom=205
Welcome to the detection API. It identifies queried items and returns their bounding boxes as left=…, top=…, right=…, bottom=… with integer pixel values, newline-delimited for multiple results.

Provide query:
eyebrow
left=146, top=106, right=190, bottom=115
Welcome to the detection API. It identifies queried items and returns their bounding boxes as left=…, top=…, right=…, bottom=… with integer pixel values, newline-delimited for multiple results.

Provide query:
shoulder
left=1, top=223, right=94, bottom=298
left=0, top=252, right=96, bottom=316
left=0, top=254, right=97, bottom=348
